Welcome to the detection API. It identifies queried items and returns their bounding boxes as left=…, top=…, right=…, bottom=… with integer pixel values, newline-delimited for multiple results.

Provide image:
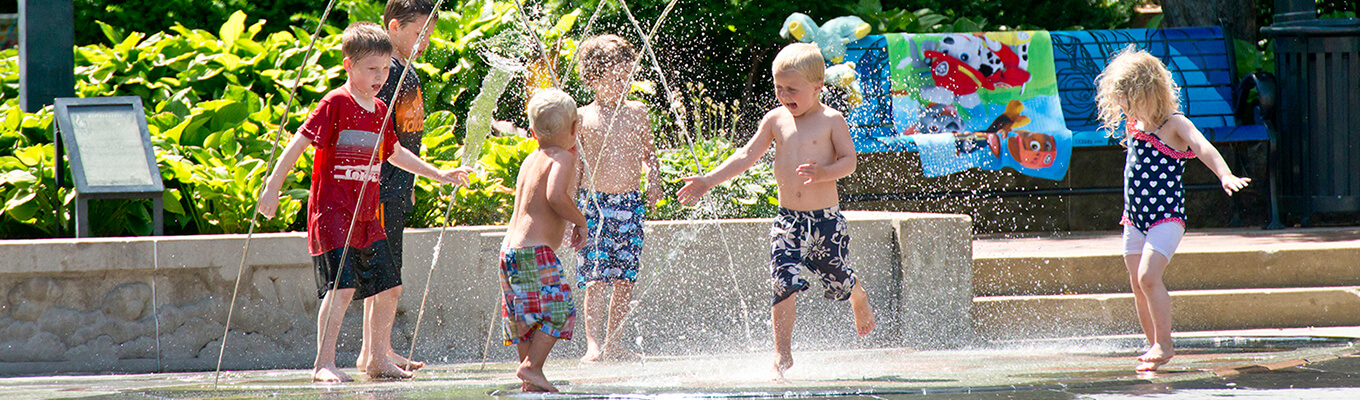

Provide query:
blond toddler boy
left=498, top=89, right=588, bottom=392
left=676, top=42, right=875, bottom=379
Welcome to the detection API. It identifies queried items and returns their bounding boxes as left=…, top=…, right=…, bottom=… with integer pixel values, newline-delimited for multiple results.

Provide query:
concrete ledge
left=973, top=286, right=1360, bottom=340
left=0, top=211, right=972, bottom=375
left=974, top=236, right=1360, bottom=296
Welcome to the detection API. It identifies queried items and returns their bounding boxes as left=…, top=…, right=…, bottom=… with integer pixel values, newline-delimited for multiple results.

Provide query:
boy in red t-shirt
left=257, top=21, right=471, bottom=382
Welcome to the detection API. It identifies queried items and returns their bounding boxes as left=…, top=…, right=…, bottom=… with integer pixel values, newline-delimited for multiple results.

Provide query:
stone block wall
left=0, top=212, right=972, bottom=376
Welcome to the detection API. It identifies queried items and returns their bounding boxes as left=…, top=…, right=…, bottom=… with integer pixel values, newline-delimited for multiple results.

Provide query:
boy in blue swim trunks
left=500, top=89, right=587, bottom=393
left=573, top=34, right=661, bottom=363
left=677, top=43, right=875, bottom=380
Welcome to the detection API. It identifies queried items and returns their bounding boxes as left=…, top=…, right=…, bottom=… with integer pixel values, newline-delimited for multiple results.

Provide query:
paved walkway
left=5, top=327, right=1358, bottom=399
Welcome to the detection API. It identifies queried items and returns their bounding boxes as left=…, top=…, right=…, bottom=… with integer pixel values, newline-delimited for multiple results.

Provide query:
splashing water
left=463, top=51, right=526, bottom=171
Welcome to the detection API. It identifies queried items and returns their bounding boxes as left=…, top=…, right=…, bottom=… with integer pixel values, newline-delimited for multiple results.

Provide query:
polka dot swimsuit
left=1122, top=114, right=1195, bottom=233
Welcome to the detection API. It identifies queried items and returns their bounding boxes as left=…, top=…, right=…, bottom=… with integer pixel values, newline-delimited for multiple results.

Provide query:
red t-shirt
left=300, top=86, right=399, bottom=255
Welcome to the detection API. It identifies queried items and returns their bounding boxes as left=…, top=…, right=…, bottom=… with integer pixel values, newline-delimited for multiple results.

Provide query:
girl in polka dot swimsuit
left=1095, top=46, right=1252, bottom=373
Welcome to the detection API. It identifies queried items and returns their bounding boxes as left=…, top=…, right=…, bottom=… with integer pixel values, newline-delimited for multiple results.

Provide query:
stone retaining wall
left=0, top=212, right=972, bottom=376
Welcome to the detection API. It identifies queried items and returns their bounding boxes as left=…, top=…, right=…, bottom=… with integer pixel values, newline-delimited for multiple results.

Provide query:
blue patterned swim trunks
left=576, top=189, right=645, bottom=287
left=770, top=206, right=855, bottom=306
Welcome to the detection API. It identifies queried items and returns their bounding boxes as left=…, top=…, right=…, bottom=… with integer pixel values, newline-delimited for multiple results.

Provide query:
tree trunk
left=1162, top=0, right=1260, bottom=42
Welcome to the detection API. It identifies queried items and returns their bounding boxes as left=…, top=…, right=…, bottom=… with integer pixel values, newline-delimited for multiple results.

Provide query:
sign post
left=18, top=0, right=75, bottom=112
left=53, top=97, right=164, bottom=237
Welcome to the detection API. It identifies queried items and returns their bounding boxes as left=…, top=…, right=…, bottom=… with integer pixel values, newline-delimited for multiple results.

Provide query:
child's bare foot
left=772, top=355, right=793, bottom=381
left=1136, top=346, right=1174, bottom=363
left=361, top=352, right=425, bottom=372
left=601, top=347, right=643, bottom=363
left=517, top=367, right=559, bottom=392
left=389, top=352, right=425, bottom=371
left=365, top=359, right=414, bottom=380
left=1135, top=346, right=1173, bottom=372
left=1135, top=358, right=1169, bottom=372
left=849, top=285, right=875, bottom=337
left=580, top=348, right=604, bottom=363
left=312, top=364, right=353, bottom=383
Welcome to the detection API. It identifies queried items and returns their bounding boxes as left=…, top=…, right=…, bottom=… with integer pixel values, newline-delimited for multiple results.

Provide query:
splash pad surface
left=8, top=327, right=1356, bottom=399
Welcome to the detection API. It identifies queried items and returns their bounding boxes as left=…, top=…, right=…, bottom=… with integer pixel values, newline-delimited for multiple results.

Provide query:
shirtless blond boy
left=676, top=43, right=874, bottom=379
left=573, top=34, right=661, bottom=363
left=499, top=89, right=588, bottom=392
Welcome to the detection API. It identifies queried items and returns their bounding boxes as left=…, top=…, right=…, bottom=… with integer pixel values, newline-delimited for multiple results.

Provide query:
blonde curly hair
left=1094, top=45, right=1180, bottom=146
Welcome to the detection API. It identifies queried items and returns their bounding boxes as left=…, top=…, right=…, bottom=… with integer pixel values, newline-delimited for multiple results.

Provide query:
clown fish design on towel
left=883, top=30, right=1072, bottom=180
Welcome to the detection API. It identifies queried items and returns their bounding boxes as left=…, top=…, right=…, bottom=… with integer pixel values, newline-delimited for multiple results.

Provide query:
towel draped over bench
left=877, top=31, right=1074, bottom=181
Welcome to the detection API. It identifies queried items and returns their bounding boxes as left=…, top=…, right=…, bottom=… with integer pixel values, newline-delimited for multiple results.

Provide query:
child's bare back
left=504, top=147, right=581, bottom=249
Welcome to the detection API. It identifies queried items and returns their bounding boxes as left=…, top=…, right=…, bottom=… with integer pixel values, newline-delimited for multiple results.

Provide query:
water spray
left=408, top=50, right=525, bottom=366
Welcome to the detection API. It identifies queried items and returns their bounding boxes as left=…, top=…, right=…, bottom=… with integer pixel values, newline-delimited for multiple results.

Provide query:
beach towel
left=878, top=31, right=1073, bottom=180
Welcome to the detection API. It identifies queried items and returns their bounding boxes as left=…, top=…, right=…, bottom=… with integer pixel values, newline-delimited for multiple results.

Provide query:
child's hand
left=568, top=224, right=589, bottom=251
left=257, top=187, right=280, bottom=219
left=796, top=159, right=822, bottom=185
left=491, top=120, right=526, bottom=137
left=1221, top=174, right=1251, bottom=195
left=646, top=188, right=663, bottom=207
left=437, top=166, right=473, bottom=186
left=676, top=176, right=712, bottom=205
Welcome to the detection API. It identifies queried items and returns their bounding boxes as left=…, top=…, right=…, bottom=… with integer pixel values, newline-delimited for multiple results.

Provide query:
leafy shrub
left=650, top=136, right=778, bottom=221
left=0, top=1, right=564, bottom=237
left=74, top=0, right=326, bottom=46
left=4, top=11, right=351, bottom=237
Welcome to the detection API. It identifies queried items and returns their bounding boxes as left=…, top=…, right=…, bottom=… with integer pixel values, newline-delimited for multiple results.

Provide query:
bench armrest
left=1235, top=72, right=1278, bottom=128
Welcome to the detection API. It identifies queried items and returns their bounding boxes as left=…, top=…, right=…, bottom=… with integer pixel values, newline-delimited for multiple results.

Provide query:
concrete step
left=973, top=286, right=1360, bottom=341
left=972, top=227, right=1360, bottom=296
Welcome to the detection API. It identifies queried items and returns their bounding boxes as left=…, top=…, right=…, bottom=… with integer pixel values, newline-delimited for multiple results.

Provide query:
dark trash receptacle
left=1261, top=18, right=1360, bottom=224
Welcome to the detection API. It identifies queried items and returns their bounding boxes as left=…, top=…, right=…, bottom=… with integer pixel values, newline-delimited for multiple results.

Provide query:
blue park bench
left=839, top=26, right=1278, bottom=226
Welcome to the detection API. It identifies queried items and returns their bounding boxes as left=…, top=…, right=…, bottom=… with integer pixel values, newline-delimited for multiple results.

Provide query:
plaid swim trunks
left=499, top=245, right=575, bottom=345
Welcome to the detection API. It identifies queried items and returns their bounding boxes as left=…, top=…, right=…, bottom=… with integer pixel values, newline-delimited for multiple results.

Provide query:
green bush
left=650, top=136, right=778, bottom=221
left=0, top=2, right=594, bottom=238
left=74, top=0, right=327, bottom=46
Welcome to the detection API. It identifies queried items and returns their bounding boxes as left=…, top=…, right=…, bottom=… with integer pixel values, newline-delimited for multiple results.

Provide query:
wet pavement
left=5, top=327, right=1356, bottom=399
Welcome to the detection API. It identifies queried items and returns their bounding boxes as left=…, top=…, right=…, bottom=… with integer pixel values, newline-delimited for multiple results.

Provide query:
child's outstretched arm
left=258, top=133, right=312, bottom=218
left=676, top=114, right=776, bottom=205
left=1170, top=117, right=1251, bottom=195
left=796, top=114, right=857, bottom=184
left=389, top=147, right=472, bottom=186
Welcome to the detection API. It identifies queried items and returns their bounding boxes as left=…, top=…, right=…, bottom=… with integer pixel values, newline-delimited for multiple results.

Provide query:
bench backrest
left=1052, top=27, right=1262, bottom=145
left=844, top=27, right=1265, bottom=151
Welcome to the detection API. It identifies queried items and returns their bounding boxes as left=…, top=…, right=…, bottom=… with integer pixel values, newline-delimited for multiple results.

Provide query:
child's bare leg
left=357, top=295, right=376, bottom=373
left=370, top=287, right=424, bottom=371
left=771, top=294, right=796, bottom=380
left=849, top=281, right=874, bottom=337
left=358, top=295, right=424, bottom=372
left=362, top=286, right=413, bottom=379
left=1134, top=250, right=1174, bottom=369
left=602, top=280, right=640, bottom=361
left=1124, top=254, right=1155, bottom=349
left=314, top=288, right=356, bottom=383
left=516, top=330, right=560, bottom=392
left=579, top=282, right=608, bottom=363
